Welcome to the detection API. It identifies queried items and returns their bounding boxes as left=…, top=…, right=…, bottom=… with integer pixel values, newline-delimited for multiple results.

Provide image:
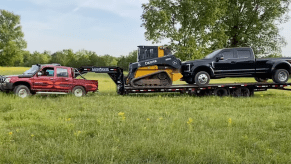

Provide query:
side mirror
left=37, top=72, right=42, bottom=76
left=216, top=55, right=224, bottom=62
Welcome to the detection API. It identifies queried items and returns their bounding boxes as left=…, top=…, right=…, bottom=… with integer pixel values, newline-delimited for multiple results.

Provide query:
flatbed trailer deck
left=78, top=66, right=291, bottom=97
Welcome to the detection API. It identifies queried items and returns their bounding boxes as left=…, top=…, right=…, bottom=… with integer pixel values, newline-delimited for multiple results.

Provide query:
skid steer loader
left=126, top=46, right=183, bottom=87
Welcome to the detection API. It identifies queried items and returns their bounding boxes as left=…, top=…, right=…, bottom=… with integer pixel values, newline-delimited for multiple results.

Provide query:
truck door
left=214, top=50, right=236, bottom=76
left=234, top=49, right=256, bottom=75
left=32, top=67, right=55, bottom=91
left=54, top=67, right=73, bottom=91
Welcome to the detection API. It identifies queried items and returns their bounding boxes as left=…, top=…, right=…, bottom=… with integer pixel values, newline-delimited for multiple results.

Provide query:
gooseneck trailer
left=78, top=66, right=291, bottom=97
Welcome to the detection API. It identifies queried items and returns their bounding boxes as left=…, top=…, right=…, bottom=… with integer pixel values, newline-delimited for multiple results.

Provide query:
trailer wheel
left=255, top=77, right=269, bottom=83
left=232, top=87, right=251, bottom=97
left=14, top=85, right=31, bottom=98
left=272, top=69, right=289, bottom=84
left=72, top=86, right=86, bottom=97
left=214, top=88, right=229, bottom=97
left=241, top=88, right=251, bottom=97
left=195, top=71, right=210, bottom=86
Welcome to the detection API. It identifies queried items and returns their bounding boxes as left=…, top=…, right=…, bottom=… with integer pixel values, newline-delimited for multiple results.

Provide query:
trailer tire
left=241, top=87, right=251, bottom=97
left=214, top=88, right=229, bottom=97
left=72, top=86, right=86, bottom=97
left=272, top=69, right=289, bottom=84
left=195, top=71, right=210, bottom=86
left=14, top=85, right=31, bottom=98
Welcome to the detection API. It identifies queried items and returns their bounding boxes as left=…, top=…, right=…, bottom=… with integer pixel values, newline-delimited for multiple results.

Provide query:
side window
left=238, top=50, right=251, bottom=59
left=221, top=51, right=234, bottom=59
left=57, top=68, right=68, bottom=77
left=40, top=67, right=54, bottom=77
left=150, top=49, right=154, bottom=58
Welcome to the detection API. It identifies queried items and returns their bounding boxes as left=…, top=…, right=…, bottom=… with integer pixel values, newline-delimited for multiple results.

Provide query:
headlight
left=4, top=78, right=11, bottom=83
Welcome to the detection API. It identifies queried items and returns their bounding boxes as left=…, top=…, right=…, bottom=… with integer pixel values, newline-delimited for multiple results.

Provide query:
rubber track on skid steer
left=130, top=71, right=172, bottom=88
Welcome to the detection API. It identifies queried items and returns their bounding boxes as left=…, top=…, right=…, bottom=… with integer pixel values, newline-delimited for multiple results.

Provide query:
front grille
left=0, top=76, right=5, bottom=83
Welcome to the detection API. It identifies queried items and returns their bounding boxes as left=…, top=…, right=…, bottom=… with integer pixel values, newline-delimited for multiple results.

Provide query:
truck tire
left=72, top=86, right=86, bottom=97
left=195, top=71, right=210, bottom=86
left=272, top=69, right=289, bottom=84
left=254, top=77, right=269, bottom=83
left=14, top=85, right=31, bottom=98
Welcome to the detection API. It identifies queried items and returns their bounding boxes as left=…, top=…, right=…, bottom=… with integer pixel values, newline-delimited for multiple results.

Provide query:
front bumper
left=0, top=83, right=13, bottom=91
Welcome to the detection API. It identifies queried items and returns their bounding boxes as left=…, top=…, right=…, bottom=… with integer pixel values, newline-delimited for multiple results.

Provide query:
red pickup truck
left=0, top=64, right=98, bottom=98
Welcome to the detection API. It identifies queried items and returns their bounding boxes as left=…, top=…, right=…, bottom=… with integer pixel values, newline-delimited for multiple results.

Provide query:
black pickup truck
left=181, top=47, right=291, bottom=86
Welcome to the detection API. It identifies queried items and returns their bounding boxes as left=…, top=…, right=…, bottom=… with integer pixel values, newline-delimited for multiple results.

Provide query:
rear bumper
left=0, top=83, right=13, bottom=91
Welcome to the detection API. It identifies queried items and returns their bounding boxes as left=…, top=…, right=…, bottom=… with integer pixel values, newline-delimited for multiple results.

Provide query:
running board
left=36, top=92, right=68, bottom=95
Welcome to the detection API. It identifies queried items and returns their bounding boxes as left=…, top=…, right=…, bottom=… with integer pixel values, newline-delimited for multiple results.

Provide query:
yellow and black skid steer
left=126, top=46, right=183, bottom=87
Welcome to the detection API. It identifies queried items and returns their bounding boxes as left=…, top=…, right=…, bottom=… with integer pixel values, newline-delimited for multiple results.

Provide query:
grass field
left=1, top=67, right=291, bottom=163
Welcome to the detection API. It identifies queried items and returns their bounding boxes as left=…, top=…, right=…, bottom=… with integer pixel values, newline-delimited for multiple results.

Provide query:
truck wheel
left=195, top=71, right=210, bottom=86
left=255, top=77, right=269, bottom=83
left=14, top=85, right=31, bottom=98
left=272, top=69, right=289, bottom=84
left=72, top=86, right=86, bottom=97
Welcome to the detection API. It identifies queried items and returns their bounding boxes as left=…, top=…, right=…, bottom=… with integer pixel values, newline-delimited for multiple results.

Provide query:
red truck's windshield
left=23, top=65, right=40, bottom=75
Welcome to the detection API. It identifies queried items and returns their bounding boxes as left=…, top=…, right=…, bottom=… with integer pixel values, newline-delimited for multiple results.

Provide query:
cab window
left=40, top=67, right=54, bottom=77
left=219, top=51, right=234, bottom=60
left=238, top=50, right=251, bottom=59
left=57, top=68, right=68, bottom=77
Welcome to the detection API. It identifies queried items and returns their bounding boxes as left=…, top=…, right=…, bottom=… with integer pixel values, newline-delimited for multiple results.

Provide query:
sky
left=1, top=0, right=291, bottom=57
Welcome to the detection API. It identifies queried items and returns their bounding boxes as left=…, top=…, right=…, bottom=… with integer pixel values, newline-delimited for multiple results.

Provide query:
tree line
left=11, top=49, right=137, bottom=71
left=0, top=10, right=137, bottom=70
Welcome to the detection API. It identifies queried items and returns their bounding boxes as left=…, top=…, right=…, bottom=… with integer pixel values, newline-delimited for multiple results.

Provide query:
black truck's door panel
left=214, top=50, right=236, bottom=76
left=234, top=49, right=256, bottom=75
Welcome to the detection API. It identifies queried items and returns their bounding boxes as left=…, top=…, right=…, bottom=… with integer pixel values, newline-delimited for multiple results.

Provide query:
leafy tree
left=0, top=10, right=27, bottom=66
left=50, top=51, right=67, bottom=66
left=117, top=50, right=138, bottom=71
left=222, top=0, right=290, bottom=54
left=142, top=0, right=290, bottom=60
left=101, top=54, right=118, bottom=66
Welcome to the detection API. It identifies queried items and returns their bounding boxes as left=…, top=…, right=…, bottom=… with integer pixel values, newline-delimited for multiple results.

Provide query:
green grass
left=1, top=67, right=291, bottom=163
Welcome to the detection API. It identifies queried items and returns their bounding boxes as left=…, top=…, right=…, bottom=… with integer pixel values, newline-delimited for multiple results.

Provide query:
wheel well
left=73, top=85, right=86, bottom=91
left=13, top=82, right=31, bottom=90
left=194, top=66, right=213, bottom=77
left=275, top=63, right=291, bottom=73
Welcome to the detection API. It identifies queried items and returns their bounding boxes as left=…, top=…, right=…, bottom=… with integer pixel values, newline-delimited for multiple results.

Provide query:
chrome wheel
left=278, top=71, right=288, bottom=82
left=198, top=74, right=208, bottom=85
left=18, top=89, right=28, bottom=98
left=74, top=88, right=83, bottom=97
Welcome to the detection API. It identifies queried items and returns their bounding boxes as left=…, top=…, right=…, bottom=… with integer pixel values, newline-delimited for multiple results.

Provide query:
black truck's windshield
left=204, top=49, right=222, bottom=59
left=23, top=65, right=40, bottom=75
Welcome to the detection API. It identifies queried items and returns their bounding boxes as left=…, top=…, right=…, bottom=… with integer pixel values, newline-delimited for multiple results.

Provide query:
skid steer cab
left=126, top=46, right=183, bottom=87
